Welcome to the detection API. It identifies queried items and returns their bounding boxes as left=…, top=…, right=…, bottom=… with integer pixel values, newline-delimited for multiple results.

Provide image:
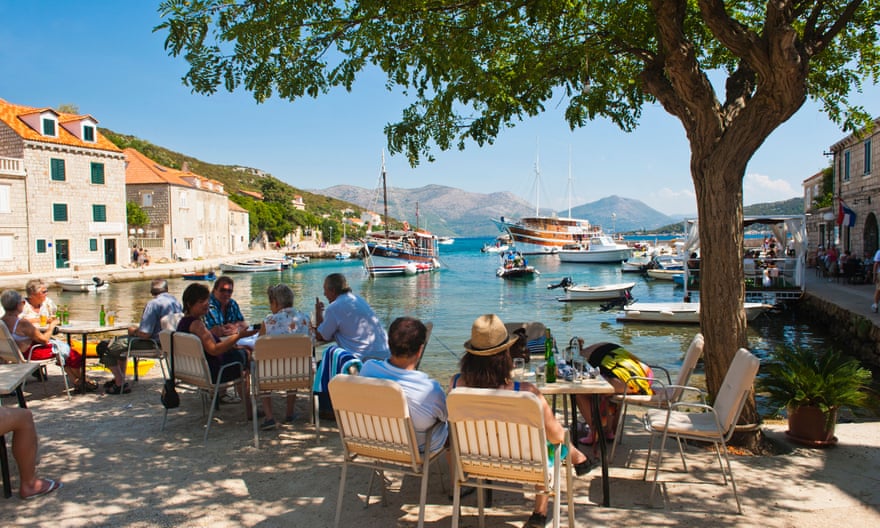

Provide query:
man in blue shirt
left=314, top=273, right=389, bottom=360
left=205, top=276, right=249, bottom=338
left=360, top=317, right=447, bottom=453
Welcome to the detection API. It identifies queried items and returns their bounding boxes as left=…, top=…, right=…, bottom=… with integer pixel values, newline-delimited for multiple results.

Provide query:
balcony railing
left=0, top=156, right=25, bottom=176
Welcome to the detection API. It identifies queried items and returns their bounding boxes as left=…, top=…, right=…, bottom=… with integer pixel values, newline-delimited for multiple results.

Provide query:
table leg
left=592, top=394, right=610, bottom=507
left=1, top=435, right=10, bottom=498
left=568, top=394, right=578, bottom=451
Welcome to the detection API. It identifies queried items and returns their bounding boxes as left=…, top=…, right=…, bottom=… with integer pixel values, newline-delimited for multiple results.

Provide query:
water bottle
left=99, top=304, right=106, bottom=326
left=544, top=328, right=557, bottom=383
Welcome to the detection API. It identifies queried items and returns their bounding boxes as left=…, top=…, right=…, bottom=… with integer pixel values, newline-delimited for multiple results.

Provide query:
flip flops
left=22, top=479, right=62, bottom=500
left=578, top=432, right=615, bottom=446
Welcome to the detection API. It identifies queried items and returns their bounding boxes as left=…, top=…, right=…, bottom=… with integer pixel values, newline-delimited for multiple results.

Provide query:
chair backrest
left=504, top=321, right=546, bottom=342
left=670, top=333, right=704, bottom=399
left=252, top=334, right=313, bottom=392
left=447, top=387, right=550, bottom=488
left=170, top=332, right=214, bottom=388
left=713, top=348, right=760, bottom=434
left=0, top=322, right=26, bottom=364
left=329, top=374, right=422, bottom=469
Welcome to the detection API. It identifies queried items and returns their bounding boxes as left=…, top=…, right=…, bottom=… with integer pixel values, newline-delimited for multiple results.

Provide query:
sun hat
left=464, top=314, right=515, bottom=356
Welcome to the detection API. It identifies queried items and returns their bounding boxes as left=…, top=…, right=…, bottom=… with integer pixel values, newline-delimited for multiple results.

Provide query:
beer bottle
left=99, top=304, right=106, bottom=326
left=544, top=328, right=557, bottom=383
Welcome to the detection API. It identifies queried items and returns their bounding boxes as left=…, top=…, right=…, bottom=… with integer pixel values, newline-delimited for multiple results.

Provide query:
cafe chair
left=642, top=348, right=759, bottom=514
left=329, top=375, right=447, bottom=528
left=250, top=334, right=316, bottom=448
left=447, top=387, right=574, bottom=528
left=123, top=312, right=182, bottom=384
left=160, top=331, right=245, bottom=444
left=0, top=324, right=71, bottom=401
left=611, top=333, right=704, bottom=463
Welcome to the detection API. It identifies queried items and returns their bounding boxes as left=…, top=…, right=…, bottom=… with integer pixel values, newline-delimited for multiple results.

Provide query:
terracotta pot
left=786, top=405, right=838, bottom=446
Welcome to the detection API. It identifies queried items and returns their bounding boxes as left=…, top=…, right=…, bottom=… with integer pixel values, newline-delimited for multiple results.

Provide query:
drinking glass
left=534, top=363, right=546, bottom=386
left=39, top=313, right=47, bottom=326
left=513, top=358, right=525, bottom=381
left=571, top=358, right=584, bottom=383
left=108, top=311, right=116, bottom=326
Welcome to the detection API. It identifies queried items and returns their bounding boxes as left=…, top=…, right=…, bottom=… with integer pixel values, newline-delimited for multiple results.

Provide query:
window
left=865, top=139, right=872, bottom=175
left=90, top=162, right=105, bottom=184
left=92, top=204, right=107, bottom=222
left=179, top=190, right=188, bottom=208
left=89, top=238, right=98, bottom=251
left=141, top=192, right=153, bottom=207
left=843, top=150, right=851, bottom=182
left=83, top=125, right=95, bottom=142
left=36, top=239, right=46, bottom=253
left=50, top=158, right=66, bottom=181
left=42, top=118, right=56, bottom=136
left=0, top=235, right=12, bottom=261
left=0, top=184, right=9, bottom=213
left=53, top=203, right=68, bottom=222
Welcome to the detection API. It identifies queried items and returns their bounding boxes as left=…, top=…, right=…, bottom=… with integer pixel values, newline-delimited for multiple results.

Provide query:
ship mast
left=567, top=146, right=573, bottom=219
left=534, top=148, right=541, bottom=217
left=382, top=151, right=390, bottom=239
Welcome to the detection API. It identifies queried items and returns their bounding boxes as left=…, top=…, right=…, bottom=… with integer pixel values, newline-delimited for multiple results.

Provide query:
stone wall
left=797, top=293, right=880, bottom=369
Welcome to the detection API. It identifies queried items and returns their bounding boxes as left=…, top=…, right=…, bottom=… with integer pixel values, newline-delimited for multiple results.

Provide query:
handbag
left=161, top=331, right=180, bottom=409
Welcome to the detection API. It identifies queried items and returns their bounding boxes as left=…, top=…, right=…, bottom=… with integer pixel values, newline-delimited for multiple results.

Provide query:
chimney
left=181, top=161, right=190, bottom=173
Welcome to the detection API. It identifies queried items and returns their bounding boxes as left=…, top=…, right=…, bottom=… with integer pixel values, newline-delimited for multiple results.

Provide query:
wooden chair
left=250, top=334, right=316, bottom=448
left=447, top=387, right=574, bottom=528
left=159, top=331, right=245, bottom=444
left=611, top=333, right=704, bottom=462
left=0, top=323, right=70, bottom=400
left=642, top=348, right=760, bottom=513
left=329, top=375, right=447, bottom=528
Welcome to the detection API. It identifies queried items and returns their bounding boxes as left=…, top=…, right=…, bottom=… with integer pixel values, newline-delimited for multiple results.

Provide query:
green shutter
left=89, top=238, right=98, bottom=251
left=42, top=118, right=55, bottom=135
left=52, top=203, right=68, bottom=222
left=36, top=239, right=46, bottom=253
left=90, top=162, right=105, bottom=184
left=92, top=204, right=106, bottom=222
left=50, top=158, right=65, bottom=181
left=83, top=126, right=95, bottom=142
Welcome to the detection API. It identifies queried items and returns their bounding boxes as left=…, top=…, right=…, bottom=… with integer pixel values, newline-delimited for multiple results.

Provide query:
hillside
left=565, top=195, right=676, bottom=233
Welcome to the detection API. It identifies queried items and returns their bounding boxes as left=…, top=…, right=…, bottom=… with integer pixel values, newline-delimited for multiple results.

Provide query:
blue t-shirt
left=317, top=292, right=389, bottom=360
left=205, top=294, right=244, bottom=330
left=138, top=292, right=182, bottom=340
left=360, top=359, right=448, bottom=453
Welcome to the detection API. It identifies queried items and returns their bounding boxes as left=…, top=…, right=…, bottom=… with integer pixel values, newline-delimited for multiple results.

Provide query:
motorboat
left=56, top=277, right=109, bottom=292
left=556, top=235, right=633, bottom=263
left=481, top=234, right=511, bottom=253
left=290, top=255, right=310, bottom=264
left=646, top=268, right=684, bottom=281
left=497, top=250, right=539, bottom=279
left=261, top=256, right=291, bottom=269
left=645, top=254, right=684, bottom=280
left=182, top=271, right=216, bottom=281
left=548, top=277, right=636, bottom=302
left=617, top=302, right=772, bottom=324
left=335, top=251, right=352, bottom=260
left=219, top=261, right=282, bottom=273
left=362, top=154, right=440, bottom=277
left=621, top=257, right=651, bottom=273
left=438, top=237, right=455, bottom=245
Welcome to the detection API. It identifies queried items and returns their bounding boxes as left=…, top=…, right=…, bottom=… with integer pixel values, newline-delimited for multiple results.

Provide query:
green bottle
left=99, top=304, right=106, bottom=326
left=544, top=328, right=557, bottom=383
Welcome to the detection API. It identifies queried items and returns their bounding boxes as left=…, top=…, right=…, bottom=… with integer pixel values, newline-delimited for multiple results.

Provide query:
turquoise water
left=56, top=237, right=829, bottom=388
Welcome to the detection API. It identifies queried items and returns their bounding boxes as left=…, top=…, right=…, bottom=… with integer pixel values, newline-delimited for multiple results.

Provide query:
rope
left=430, top=334, right=461, bottom=361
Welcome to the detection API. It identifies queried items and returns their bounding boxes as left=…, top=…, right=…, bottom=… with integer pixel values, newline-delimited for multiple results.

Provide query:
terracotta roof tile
left=0, top=98, right=121, bottom=153
left=125, top=148, right=226, bottom=195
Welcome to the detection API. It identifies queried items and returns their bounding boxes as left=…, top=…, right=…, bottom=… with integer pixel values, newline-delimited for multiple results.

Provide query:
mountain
left=564, top=195, right=677, bottom=233
left=743, top=197, right=803, bottom=216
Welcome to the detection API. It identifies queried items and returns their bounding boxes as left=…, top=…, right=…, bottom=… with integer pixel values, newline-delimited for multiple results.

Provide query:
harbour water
left=54, top=237, right=830, bottom=391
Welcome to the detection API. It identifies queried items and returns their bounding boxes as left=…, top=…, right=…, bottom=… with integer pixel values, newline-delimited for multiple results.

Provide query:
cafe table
left=537, top=376, right=616, bottom=507
left=55, top=320, right=131, bottom=394
left=0, top=362, right=39, bottom=498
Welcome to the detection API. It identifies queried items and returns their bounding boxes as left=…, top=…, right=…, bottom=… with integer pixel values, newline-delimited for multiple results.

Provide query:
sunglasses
left=219, top=288, right=234, bottom=294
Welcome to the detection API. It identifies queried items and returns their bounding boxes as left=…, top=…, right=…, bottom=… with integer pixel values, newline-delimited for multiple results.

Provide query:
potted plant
left=761, top=345, right=875, bottom=447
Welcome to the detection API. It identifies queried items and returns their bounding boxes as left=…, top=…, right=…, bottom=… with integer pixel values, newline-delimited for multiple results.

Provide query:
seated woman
left=255, top=283, right=313, bottom=430
left=177, top=283, right=258, bottom=416
left=575, top=342, right=653, bottom=446
left=0, top=289, right=94, bottom=392
left=20, top=279, right=57, bottom=323
left=451, top=314, right=594, bottom=528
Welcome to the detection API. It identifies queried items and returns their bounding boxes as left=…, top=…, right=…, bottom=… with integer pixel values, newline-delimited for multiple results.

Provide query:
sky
left=1, top=1, right=876, bottom=216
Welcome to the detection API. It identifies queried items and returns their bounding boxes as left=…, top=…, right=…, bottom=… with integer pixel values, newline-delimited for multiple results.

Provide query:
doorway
left=104, top=238, right=116, bottom=265
left=55, top=239, right=69, bottom=269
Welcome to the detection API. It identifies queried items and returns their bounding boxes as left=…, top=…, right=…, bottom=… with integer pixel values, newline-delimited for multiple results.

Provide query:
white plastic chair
left=642, top=347, right=759, bottom=513
left=329, top=374, right=447, bottom=528
left=159, top=331, right=245, bottom=444
left=611, top=333, right=704, bottom=462
left=250, top=333, right=316, bottom=448
left=0, top=323, right=70, bottom=400
left=447, top=387, right=574, bottom=528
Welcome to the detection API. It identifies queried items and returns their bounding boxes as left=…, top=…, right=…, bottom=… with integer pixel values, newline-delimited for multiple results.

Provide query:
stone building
left=0, top=98, right=126, bottom=274
left=829, top=117, right=880, bottom=260
left=125, top=148, right=248, bottom=261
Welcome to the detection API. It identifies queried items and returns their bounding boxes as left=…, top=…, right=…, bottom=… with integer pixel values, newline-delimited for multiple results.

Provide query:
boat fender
left=659, top=310, right=675, bottom=316
left=404, top=262, right=418, bottom=275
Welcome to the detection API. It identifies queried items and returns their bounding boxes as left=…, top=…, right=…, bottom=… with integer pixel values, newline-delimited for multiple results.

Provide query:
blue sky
left=1, top=1, right=876, bottom=216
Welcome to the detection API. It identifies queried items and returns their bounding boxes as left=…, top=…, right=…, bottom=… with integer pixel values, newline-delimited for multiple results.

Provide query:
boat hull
left=497, top=266, right=539, bottom=279
left=492, top=216, right=601, bottom=255
left=363, top=231, right=440, bottom=277
left=559, top=282, right=635, bottom=301
left=557, top=247, right=633, bottom=263
left=219, top=262, right=282, bottom=273
left=56, top=279, right=109, bottom=292
left=617, top=302, right=770, bottom=323
left=646, top=269, right=683, bottom=281
left=182, top=272, right=216, bottom=281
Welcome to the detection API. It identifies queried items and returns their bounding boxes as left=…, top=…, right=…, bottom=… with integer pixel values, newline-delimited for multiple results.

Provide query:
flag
left=837, top=203, right=856, bottom=227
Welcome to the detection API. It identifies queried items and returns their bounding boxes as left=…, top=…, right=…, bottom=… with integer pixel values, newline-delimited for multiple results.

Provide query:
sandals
left=260, top=418, right=277, bottom=430
left=21, top=479, right=63, bottom=500
left=574, top=458, right=598, bottom=476
left=74, top=380, right=98, bottom=393
left=523, top=512, right=547, bottom=528
left=105, top=382, right=131, bottom=395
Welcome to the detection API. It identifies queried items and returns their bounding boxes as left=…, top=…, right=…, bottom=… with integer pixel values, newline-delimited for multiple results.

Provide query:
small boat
left=556, top=235, right=634, bottom=263
left=497, top=251, right=539, bottom=279
left=621, top=257, right=651, bottom=273
left=646, top=268, right=684, bottom=281
left=290, top=255, right=310, bottom=264
left=438, top=237, right=455, bottom=245
left=56, top=277, right=109, bottom=292
left=617, top=302, right=772, bottom=324
left=261, top=256, right=291, bottom=269
left=548, top=277, right=636, bottom=302
left=182, top=271, right=216, bottom=281
left=219, top=261, right=282, bottom=273
left=335, top=252, right=352, bottom=260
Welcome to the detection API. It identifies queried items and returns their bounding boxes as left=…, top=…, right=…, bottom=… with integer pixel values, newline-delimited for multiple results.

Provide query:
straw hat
left=464, top=314, right=515, bottom=356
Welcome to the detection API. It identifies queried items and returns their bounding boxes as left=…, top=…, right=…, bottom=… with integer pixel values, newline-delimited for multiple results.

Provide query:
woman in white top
left=257, top=284, right=313, bottom=430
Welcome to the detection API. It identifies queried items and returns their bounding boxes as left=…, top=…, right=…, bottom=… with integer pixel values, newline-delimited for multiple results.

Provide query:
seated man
left=0, top=407, right=62, bottom=499
left=99, top=279, right=182, bottom=394
left=314, top=273, right=390, bottom=360
left=360, top=317, right=447, bottom=453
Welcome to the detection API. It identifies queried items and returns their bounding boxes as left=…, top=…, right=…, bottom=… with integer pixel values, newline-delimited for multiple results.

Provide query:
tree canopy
left=157, top=0, right=879, bottom=446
